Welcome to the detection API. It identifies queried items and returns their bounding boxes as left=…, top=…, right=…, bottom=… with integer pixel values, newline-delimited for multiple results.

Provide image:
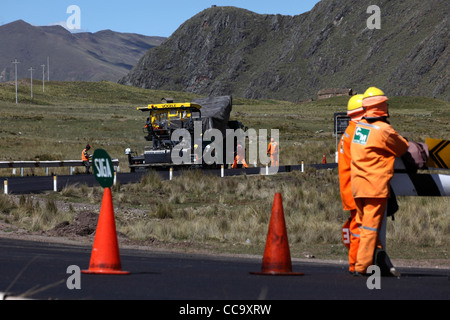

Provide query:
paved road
left=1, top=164, right=336, bottom=194
left=0, top=238, right=448, bottom=304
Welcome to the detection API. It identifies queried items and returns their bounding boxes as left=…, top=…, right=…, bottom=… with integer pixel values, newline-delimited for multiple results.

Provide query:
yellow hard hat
left=347, top=94, right=364, bottom=111
left=363, top=87, right=385, bottom=99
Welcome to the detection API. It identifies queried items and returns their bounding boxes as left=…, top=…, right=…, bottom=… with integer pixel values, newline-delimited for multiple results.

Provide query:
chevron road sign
left=426, top=138, right=450, bottom=169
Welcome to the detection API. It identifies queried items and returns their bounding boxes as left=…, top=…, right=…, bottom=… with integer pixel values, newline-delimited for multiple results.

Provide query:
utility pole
left=12, top=58, right=20, bottom=104
left=28, top=66, right=35, bottom=98
left=41, top=64, right=45, bottom=92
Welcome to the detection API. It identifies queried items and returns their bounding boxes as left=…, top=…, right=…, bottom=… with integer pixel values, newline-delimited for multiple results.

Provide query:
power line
left=28, top=66, right=35, bottom=98
left=11, top=58, right=20, bottom=104
left=41, top=64, right=45, bottom=92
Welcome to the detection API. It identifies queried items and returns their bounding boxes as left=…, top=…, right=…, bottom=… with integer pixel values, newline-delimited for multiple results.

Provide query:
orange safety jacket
left=267, top=141, right=278, bottom=155
left=351, top=119, right=408, bottom=198
left=338, top=121, right=356, bottom=210
left=82, top=149, right=89, bottom=161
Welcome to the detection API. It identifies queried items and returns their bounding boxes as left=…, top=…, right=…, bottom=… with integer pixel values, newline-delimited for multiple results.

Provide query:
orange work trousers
left=354, top=198, right=387, bottom=273
left=348, top=209, right=360, bottom=273
left=270, top=154, right=279, bottom=167
left=232, top=155, right=248, bottom=168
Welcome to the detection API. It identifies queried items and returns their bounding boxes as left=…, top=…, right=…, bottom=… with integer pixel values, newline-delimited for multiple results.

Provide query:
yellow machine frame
left=137, top=103, right=202, bottom=128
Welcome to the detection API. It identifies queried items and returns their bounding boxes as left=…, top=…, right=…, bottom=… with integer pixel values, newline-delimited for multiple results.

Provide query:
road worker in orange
left=82, top=144, right=92, bottom=174
left=351, top=87, right=409, bottom=276
left=232, top=144, right=248, bottom=169
left=338, top=94, right=364, bottom=274
left=267, top=138, right=279, bottom=167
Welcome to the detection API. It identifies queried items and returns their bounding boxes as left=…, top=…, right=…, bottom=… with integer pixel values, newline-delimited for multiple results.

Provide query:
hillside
left=119, top=0, right=449, bottom=101
left=0, top=20, right=166, bottom=82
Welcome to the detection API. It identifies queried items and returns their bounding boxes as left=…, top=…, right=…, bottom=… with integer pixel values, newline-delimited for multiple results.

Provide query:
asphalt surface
left=0, top=237, right=448, bottom=303
left=1, top=163, right=336, bottom=194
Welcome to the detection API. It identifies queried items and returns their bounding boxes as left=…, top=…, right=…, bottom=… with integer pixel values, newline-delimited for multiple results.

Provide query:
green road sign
left=93, top=149, right=114, bottom=188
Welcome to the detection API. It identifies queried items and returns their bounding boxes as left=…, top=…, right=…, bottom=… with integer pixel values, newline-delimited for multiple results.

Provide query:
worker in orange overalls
left=232, top=144, right=248, bottom=169
left=351, top=87, right=409, bottom=276
left=82, top=144, right=92, bottom=174
left=338, top=94, right=364, bottom=274
left=267, top=138, right=279, bottom=167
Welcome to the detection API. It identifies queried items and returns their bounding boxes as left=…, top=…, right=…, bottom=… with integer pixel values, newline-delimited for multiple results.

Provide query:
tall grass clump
left=0, top=195, right=74, bottom=232
left=389, top=197, right=449, bottom=247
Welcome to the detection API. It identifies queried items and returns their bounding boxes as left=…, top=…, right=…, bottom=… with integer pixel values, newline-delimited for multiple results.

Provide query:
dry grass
left=0, top=194, right=74, bottom=232
left=113, top=169, right=448, bottom=260
left=389, top=197, right=449, bottom=246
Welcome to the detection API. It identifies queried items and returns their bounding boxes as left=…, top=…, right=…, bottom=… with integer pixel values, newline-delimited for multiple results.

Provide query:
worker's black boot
left=373, top=248, right=401, bottom=277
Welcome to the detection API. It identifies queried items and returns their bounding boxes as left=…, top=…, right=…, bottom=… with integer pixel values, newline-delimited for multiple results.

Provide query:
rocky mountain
left=0, top=20, right=166, bottom=82
left=119, top=0, right=449, bottom=101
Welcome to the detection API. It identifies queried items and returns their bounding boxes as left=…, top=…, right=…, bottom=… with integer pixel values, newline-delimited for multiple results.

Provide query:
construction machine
left=126, top=96, right=246, bottom=171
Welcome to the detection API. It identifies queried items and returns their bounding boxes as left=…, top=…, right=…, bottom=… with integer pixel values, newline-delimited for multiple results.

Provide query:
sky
left=0, top=0, right=321, bottom=37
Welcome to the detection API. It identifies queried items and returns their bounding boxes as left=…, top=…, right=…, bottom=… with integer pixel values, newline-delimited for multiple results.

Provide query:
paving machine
left=126, top=96, right=246, bottom=171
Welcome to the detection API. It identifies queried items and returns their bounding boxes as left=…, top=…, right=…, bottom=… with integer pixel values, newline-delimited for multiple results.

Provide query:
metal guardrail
left=0, top=162, right=333, bottom=194
left=0, top=159, right=120, bottom=176
left=1, top=160, right=448, bottom=196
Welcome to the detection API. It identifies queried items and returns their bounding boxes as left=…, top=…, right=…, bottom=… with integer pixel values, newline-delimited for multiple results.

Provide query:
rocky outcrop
left=120, top=1, right=449, bottom=101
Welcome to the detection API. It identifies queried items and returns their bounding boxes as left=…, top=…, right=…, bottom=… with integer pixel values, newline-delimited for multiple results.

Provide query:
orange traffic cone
left=322, top=153, right=327, bottom=164
left=82, top=187, right=130, bottom=275
left=250, top=193, right=303, bottom=276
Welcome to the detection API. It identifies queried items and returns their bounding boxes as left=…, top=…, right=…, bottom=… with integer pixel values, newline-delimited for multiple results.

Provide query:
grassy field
left=0, top=80, right=448, bottom=264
